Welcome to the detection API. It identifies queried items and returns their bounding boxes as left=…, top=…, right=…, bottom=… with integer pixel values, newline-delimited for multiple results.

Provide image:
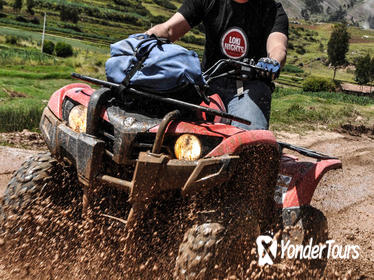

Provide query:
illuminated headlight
left=68, top=105, right=87, bottom=133
left=174, top=134, right=202, bottom=161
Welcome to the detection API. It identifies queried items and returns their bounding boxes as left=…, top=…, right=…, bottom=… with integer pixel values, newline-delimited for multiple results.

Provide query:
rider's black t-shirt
left=178, top=0, right=289, bottom=70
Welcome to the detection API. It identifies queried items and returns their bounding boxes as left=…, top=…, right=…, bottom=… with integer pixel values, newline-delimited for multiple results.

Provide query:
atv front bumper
left=40, top=107, right=240, bottom=202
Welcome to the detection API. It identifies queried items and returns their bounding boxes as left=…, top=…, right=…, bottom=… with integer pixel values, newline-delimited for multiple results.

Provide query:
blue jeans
left=209, top=78, right=272, bottom=130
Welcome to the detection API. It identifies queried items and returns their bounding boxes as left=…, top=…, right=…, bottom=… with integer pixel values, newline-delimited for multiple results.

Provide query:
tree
left=369, top=16, right=374, bottom=29
left=370, top=57, right=374, bottom=93
left=327, top=23, right=350, bottom=80
left=13, top=0, right=22, bottom=11
left=301, top=9, right=310, bottom=21
left=59, top=4, right=79, bottom=24
left=328, top=6, right=347, bottom=22
left=26, top=0, right=35, bottom=14
left=42, top=40, right=55, bottom=55
left=354, top=54, right=371, bottom=85
left=0, top=0, right=4, bottom=10
left=354, top=54, right=374, bottom=94
left=304, top=0, right=323, bottom=14
left=55, top=42, right=73, bottom=57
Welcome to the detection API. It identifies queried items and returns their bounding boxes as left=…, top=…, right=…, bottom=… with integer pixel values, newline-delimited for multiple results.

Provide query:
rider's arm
left=146, top=12, right=191, bottom=42
left=267, top=32, right=288, bottom=67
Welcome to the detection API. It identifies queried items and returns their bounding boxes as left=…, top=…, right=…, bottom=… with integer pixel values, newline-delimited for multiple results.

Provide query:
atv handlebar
left=72, top=73, right=252, bottom=126
left=203, top=59, right=272, bottom=84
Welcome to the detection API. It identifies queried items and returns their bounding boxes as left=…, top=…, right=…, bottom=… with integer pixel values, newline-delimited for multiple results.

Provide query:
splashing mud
left=0, top=131, right=373, bottom=279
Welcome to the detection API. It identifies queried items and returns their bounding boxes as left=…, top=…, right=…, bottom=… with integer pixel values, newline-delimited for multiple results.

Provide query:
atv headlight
left=174, top=134, right=202, bottom=161
left=68, top=105, right=87, bottom=133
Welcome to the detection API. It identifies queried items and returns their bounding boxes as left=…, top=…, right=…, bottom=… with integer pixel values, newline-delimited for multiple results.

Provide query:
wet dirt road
left=0, top=130, right=373, bottom=278
left=276, top=131, right=374, bottom=278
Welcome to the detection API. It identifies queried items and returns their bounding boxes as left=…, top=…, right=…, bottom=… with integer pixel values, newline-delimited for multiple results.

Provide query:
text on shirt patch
left=220, top=27, right=248, bottom=59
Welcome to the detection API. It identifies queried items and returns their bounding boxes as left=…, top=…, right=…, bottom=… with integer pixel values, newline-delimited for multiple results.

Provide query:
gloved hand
left=256, top=57, right=281, bottom=80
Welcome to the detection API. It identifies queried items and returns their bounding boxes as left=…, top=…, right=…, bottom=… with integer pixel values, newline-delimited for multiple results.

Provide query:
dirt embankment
left=0, top=130, right=373, bottom=279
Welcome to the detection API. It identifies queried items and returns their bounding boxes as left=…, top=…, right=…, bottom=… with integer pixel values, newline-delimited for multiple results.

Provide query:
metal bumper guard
left=40, top=107, right=239, bottom=203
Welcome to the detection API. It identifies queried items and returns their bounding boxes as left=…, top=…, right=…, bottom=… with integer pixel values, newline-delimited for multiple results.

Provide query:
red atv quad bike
left=1, top=59, right=341, bottom=278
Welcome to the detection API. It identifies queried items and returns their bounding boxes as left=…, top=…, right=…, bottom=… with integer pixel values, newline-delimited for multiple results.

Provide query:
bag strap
left=122, top=35, right=169, bottom=87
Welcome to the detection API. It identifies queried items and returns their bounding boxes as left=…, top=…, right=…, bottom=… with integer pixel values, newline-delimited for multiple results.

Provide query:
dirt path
left=277, top=131, right=374, bottom=278
left=0, top=130, right=373, bottom=278
left=0, top=146, right=40, bottom=195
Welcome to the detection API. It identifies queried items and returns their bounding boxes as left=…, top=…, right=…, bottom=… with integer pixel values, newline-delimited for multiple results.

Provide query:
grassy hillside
left=0, top=0, right=374, bottom=132
left=0, top=0, right=200, bottom=47
left=279, top=0, right=372, bottom=25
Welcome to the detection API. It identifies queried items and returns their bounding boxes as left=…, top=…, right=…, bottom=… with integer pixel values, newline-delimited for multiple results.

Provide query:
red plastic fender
left=198, top=94, right=229, bottom=124
left=65, top=87, right=109, bottom=122
left=206, top=130, right=278, bottom=157
left=48, top=84, right=109, bottom=122
left=48, top=83, right=91, bottom=119
left=150, top=123, right=278, bottom=156
left=277, top=155, right=342, bottom=208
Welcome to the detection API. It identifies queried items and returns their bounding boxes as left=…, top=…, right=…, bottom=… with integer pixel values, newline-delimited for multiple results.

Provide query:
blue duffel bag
left=105, top=34, right=207, bottom=94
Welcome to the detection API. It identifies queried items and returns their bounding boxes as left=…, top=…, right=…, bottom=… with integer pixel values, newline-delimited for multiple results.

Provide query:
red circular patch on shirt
left=221, top=28, right=248, bottom=59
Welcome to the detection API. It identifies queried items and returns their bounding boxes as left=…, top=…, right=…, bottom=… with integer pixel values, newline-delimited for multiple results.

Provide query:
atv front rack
left=72, top=73, right=252, bottom=126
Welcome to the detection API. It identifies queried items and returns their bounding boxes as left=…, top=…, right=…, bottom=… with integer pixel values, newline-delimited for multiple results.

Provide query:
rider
left=146, top=0, right=288, bottom=130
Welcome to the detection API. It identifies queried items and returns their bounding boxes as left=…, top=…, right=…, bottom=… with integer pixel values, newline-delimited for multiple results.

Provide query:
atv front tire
left=174, top=214, right=259, bottom=280
left=174, top=223, right=225, bottom=279
left=283, top=206, right=328, bottom=276
left=1, top=152, right=81, bottom=226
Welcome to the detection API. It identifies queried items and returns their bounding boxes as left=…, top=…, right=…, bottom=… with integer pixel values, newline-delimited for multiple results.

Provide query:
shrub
left=149, top=14, right=168, bottom=25
left=5, top=35, right=18, bottom=45
left=282, top=64, right=304, bottom=73
left=43, top=40, right=55, bottom=55
left=13, top=0, right=22, bottom=11
left=113, top=0, right=131, bottom=5
left=181, top=35, right=205, bottom=45
left=295, top=45, right=306, bottom=55
left=15, top=15, right=28, bottom=23
left=302, top=76, right=336, bottom=92
left=55, top=42, right=73, bottom=57
left=154, top=0, right=176, bottom=10
left=26, top=0, right=35, bottom=14
left=59, top=4, right=79, bottom=24
left=30, top=16, right=40, bottom=24
left=63, top=23, right=82, bottom=32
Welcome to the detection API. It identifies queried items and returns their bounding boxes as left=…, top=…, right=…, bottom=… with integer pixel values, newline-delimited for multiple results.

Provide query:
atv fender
left=198, top=94, right=230, bottom=124
left=48, top=83, right=92, bottom=119
left=276, top=155, right=341, bottom=226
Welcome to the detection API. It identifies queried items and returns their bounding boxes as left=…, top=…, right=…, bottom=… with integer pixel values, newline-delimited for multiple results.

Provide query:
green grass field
left=270, top=88, right=374, bottom=131
left=0, top=1, right=374, bottom=132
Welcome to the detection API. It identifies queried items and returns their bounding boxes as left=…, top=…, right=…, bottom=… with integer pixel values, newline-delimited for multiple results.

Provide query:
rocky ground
left=0, top=130, right=373, bottom=279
